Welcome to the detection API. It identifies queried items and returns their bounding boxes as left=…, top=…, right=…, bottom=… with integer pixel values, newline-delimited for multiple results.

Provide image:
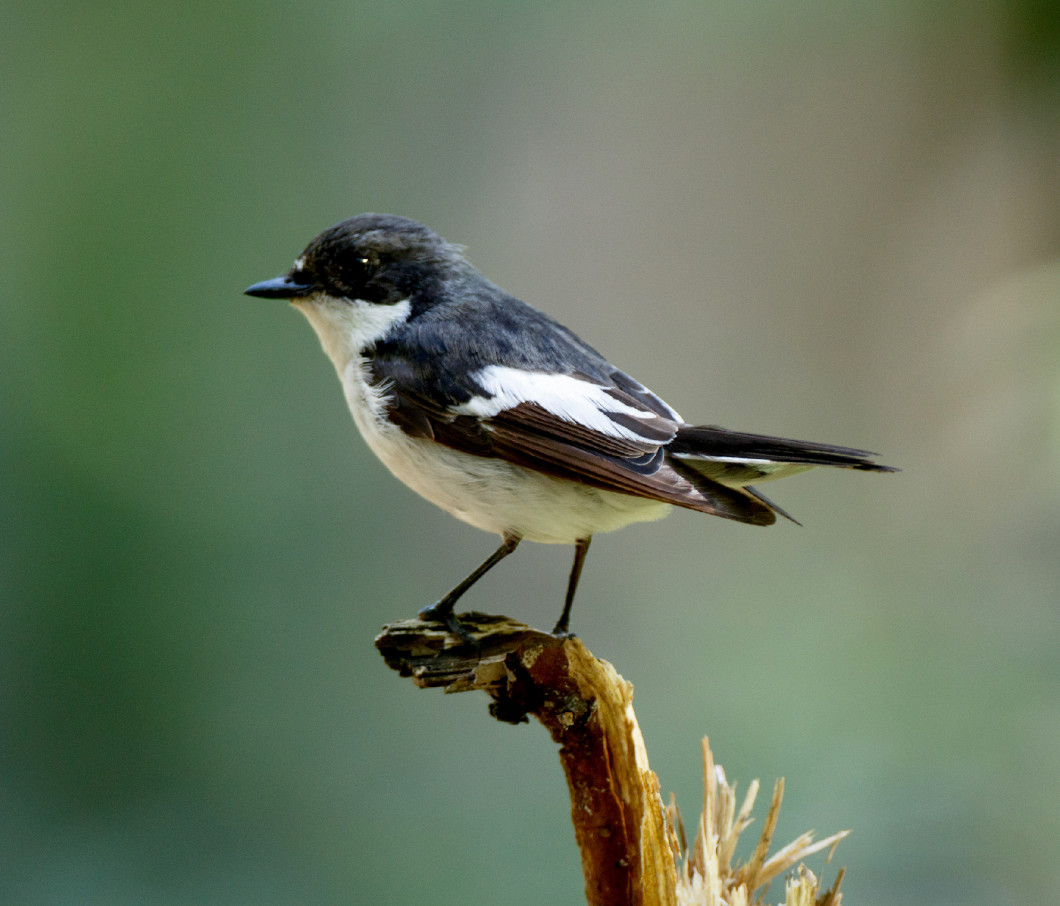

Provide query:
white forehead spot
left=293, top=255, right=306, bottom=271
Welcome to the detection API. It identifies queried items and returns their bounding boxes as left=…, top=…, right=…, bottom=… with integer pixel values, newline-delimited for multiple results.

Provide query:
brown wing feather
left=384, top=387, right=777, bottom=525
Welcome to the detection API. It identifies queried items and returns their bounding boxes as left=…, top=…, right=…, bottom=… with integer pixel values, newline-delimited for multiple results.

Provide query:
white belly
left=374, top=426, right=671, bottom=543
left=341, top=364, right=671, bottom=543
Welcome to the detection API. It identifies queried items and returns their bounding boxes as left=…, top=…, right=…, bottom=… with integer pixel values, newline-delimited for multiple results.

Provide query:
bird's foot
left=549, top=621, right=577, bottom=640
left=418, top=600, right=477, bottom=647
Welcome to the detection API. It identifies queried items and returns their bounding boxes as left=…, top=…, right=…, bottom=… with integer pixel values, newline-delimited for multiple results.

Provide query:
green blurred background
left=3, top=2, right=1059, bottom=903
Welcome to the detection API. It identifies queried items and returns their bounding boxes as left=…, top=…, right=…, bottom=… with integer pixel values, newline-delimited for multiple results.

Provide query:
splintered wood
left=376, top=614, right=845, bottom=906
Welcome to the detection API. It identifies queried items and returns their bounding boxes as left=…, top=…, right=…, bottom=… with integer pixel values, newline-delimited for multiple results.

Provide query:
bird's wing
left=370, top=358, right=778, bottom=525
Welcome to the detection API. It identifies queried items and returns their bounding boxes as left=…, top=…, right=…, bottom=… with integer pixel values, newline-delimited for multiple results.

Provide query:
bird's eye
left=330, top=250, right=381, bottom=297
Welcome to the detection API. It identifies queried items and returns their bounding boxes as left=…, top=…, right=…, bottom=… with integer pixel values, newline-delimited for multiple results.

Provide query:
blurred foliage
left=1001, top=0, right=1060, bottom=83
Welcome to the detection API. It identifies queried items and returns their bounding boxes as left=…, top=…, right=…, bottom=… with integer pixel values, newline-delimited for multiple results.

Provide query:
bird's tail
left=667, top=424, right=897, bottom=524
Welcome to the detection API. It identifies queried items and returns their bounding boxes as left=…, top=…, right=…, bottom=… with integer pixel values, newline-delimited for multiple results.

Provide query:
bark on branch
left=375, top=613, right=678, bottom=906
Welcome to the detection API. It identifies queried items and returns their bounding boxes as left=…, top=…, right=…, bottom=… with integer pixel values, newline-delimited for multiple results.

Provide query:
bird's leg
left=552, top=537, right=591, bottom=637
left=418, top=533, right=521, bottom=641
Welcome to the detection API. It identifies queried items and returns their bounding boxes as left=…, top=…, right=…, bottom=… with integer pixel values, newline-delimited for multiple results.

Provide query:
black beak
left=244, top=275, right=317, bottom=299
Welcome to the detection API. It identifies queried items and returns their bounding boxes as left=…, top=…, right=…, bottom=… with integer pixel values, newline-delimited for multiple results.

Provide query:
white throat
left=293, top=295, right=411, bottom=371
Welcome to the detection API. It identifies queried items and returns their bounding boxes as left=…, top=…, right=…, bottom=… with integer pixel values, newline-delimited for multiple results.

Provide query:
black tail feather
left=743, top=486, right=802, bottom=525
left=671, top=425, right=897, bottom=472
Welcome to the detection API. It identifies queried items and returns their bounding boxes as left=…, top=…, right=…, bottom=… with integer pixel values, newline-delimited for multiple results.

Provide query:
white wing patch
left=457, top=366, right=675, bottom=443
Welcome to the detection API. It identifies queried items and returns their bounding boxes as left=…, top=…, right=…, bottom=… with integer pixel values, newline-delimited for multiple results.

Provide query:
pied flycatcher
left=245, top=214, right=894, bottom=639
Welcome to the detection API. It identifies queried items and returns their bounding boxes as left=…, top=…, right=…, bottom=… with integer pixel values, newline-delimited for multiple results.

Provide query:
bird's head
left=245, top=213, right=465, bottom=310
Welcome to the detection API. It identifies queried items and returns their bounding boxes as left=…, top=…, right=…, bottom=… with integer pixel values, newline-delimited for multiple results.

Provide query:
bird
left=245, top=213, right=894, bottom=640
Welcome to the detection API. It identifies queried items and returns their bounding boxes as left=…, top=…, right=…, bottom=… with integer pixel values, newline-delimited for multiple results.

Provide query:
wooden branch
left=375, top=613, right=679, bottom=906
